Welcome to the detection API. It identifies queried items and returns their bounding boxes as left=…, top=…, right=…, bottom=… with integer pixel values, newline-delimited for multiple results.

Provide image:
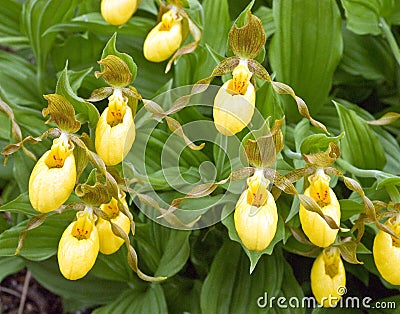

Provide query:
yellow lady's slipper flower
left=29, top=134, right=76, bottom=213
left=311, top=247, right=346, bottom=307
left=299, top=169, right=340, bottom=247
left=234, top=170, right=278, bottom=251
left=97, top=196, right=130, bottom=255
left=58, top=210, right=99, bottom=280
left=143, top=9, right=183, bottom=62
left=213, top=60, right=255, bottom=136
left=373, top=216, right=400, bottom=285
left=101, top=0, right=138, bottom=26
left=95, top=89, right=136, bottom=166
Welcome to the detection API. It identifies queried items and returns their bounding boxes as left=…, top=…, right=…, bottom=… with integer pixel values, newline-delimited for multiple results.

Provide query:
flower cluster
left=58, top=196, right=130, bottom=280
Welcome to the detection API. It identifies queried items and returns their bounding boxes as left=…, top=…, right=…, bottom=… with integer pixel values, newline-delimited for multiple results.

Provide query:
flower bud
left=311, top=247, right=346, bottom=307
left=234, top=171, right=277, bottom=251
left=29, top=135, right=76, bottom=213
left=58, top=210, right=99, bottom=280
left=95, top=89, right=136, bottom=166
left=101, top=0, right=138, bottom=26
left=373, top=216, right=400, bottom=285
left=97, top=197, right=130, bottom=255
left=143, top=9, right=183, bottom=62
left=299, top=169, right=340, bottom=247
left=213, top=61, right=255, bottom=136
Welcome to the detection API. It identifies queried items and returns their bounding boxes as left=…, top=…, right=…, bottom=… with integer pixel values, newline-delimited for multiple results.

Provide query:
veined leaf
left=0, top=192, right=37, bottom=216
left=0, top=256, right=25, bottom=282
left=0, top=211, right=75, bottom=261
left=335, top=101, right=386, bottom=170
left=134, top=220, right=191, bottom=277
left=200, top=240, right=284, bottom=314
left=21, top=0, right=76, bottom=88
left=342, top=0, right=400, bottom=35
left=269, top=0, right=343, bottom=120
left=93, top=284, right=167, bottom=314
left=26, top=257, right=129, bottom=312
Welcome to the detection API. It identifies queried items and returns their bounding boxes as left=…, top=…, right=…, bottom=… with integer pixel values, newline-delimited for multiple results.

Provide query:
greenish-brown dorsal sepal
left=95, top=55, right=132, bottom=88
left=43, top=94, right=81, bottom=133
left=303, top=142, right=341, bottom=167
left=244, top=117, right=284, bottom=168
left=229, top=12, right=266, bottom=59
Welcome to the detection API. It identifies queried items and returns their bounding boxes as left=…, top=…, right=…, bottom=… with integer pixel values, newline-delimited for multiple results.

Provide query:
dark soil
left=0, top=270, right=91, bottom=314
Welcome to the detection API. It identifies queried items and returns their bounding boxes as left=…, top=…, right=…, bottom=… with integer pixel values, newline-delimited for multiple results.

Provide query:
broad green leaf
left=45, top=13, right=154, bottom=37
left=21, top=0, right=76, bottom=89
left=93, top=284, right=167, bottom=314
left=200, top=240, right=284, bottom=314
left=271, top=259, right=305, bottom=313
left=0, top=192, right=37, bottom=216
left=26, top=257, right=129, bottom=312
left=339, top=199, right=365, bottom=221
left=51, top=33, right=104, bottom=73
left=0, top=211, right=75, bottom=261
left=335, top=101, right=386, bottom=170
left=12, top=150, right=34, bottom=193
left=56, top=63, right=100, bottom=133
left=91, top=246, right=137, bottom=283
left=221, top=205, right=285, bottom=272
left=255, top=81, right=285, bottom=122
left=164, top=277, right=202, bottom=314
left=0, top=51, right=42, bottom=109
left=202, top=0, right=230, bottom=54
left=341, top=0, right=400, bottom=35
left=339, top=28, right=396, bottom=81
left=0, top=256, right=25, bottom=282
left=269, top=0, right=343, bottom=120
left=134, top=221, right=191, bottom=277
left=0, top=0, right=28, bottom=49
left=254, top=6, right=275, bottom=40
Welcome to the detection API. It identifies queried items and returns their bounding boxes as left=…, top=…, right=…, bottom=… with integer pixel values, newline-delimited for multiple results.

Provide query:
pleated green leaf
left=269, top=0, right=343, bottom=120
left=335, top=101, right=386, bottom=170
left=93, top=284, right=167, bottom=314
left=200, top=240, right=284, bottom=314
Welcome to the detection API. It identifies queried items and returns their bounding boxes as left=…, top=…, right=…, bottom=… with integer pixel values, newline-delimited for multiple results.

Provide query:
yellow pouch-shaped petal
left=95, top=91, right=135, bottom=166
left=234, top=188, right=278, bottom=251
left=213, top=62, right=255, bottom=136
left=143, top=10, right=182, bottom=62
left=373, top=218, right=400, bottom=285
left=58, top=211, right=99, bottom=280
left=213, top=80, right=255, bottom=136
left=101, top=0, right=138, bottom=26
left=97, top=197, right=130, bottom=255
left=299, top=172, right=340, bottom=247
left=311, top=248, right=346, bottom=307
left=29, top=138, right=76, bottom=213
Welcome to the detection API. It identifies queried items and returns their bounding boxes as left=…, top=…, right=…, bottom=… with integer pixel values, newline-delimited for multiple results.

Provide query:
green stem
left=380, top=17, right=400, bottom=67
left=336, top=158, right=382, bottom=178
left=386, top=185, right=400, bottom=204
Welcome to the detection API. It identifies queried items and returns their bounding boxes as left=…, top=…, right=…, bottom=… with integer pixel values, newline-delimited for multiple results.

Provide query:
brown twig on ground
left=17, top=270, right=31, bottom=314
